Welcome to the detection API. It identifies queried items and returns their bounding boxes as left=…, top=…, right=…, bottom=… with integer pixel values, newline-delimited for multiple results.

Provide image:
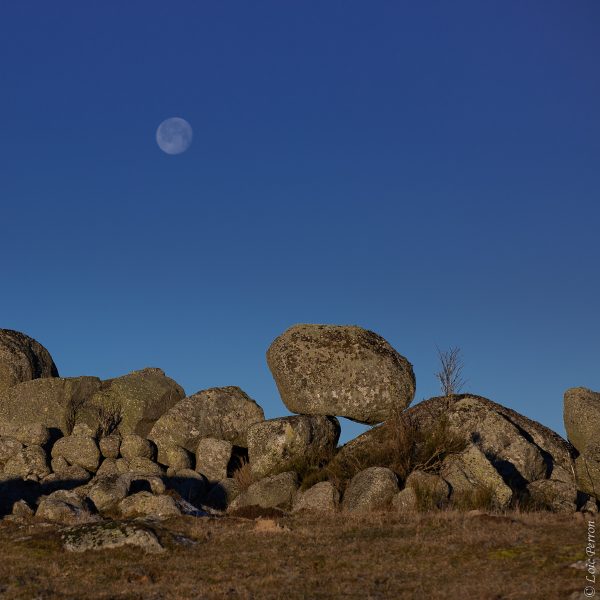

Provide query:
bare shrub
left=450, top=484, right=497, bottom=511
left=95, top=403, right=123, bottom=437
left=435, top=346, right=466, bottom=396
left=64, top=396, right=88, bottom=434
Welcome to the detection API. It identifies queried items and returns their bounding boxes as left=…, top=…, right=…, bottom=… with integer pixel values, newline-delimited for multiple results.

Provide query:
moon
left=156, top=117, right=193, bottom=155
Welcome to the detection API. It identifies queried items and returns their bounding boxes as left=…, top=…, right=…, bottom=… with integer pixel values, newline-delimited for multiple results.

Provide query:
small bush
left=232, top=457, right=255, bottom=492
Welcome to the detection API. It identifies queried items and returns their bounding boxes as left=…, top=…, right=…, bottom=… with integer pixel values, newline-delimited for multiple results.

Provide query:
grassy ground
left=0, top=510, right=590, bottom=599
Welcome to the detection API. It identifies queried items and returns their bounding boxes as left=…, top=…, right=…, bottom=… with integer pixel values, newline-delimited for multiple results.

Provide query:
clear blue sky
left=1, top=2, right=598, bottom=443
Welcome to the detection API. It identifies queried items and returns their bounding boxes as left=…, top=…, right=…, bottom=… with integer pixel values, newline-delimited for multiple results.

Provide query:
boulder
left=0, top=423, right=50, bottom=446
left=446, top=397, right=547, bottom=484
left=0, top=329, right=58, bottom=394
left=83, top=368, right=185, bottom=438
left=118, top=491, right=181, bottom=520
left=3, top=445, right=50, bottom=480
left=148, top=386, right=264, bottom=462
left=266, top=324, right=416, bottom=424
left=564, top=387, right=600, bottom=455
left=99, top=434, right=121, bottom=459
left=161, top=445, right=192, bottom=470
left=526, top=479, right=577, bottom=512
left=51, top=435, right=101, bottom=472
left=442, top=445, right=512, bottom=509
left=564, top=387, right=600, bottom=499
left=292, top=481, right=339, bottom=513
left=229, top=471, right=299, bottom=511
left=0, top=436, right=24, bottom=466
left=0, top=376, right=102, bottom=436
left=166, top=469, right=207, bottom=506
left=11, top=499, right=34, bottom=519
left=62, top=521, right=164, bottom=553
left=341, top=467, right=398, bottom=512
left=392, top=487, right=418, bottom=513
left=247, top=415, right=340, bottom=479
left=36, top=490, right=97, bottom=525
left=127, top=457, right=165, bottom=477
left=574, top=454, right=600, bottom=499
left=49, top=457, right=91, bottom=482
left=205, top=478, right=241, bottom=511
left=87, top=474, right=130, bottom=512
left=96, top=458, right=119, bottom=477
left=119, top=434, right=155, bottom=461
left=195, top=438, right=233, bottom=481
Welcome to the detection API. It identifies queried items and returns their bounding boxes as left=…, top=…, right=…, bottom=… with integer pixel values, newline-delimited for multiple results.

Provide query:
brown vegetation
left=0, top=510, right=585, bottom=599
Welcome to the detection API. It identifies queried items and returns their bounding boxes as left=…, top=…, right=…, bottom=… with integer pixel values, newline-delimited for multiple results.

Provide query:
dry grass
left=328, top=411, right=467, bottom=491
left=232, top=457, right=256, bottom=492
left=0, top=510, right=587, bottom=599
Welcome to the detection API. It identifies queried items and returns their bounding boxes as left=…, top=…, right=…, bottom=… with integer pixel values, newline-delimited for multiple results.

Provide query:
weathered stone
left=267, top=324, right=416, bottom=424
left=247, top=415, right=340, bottom=479
left=404, top=470, right=450, bottom=508
left=0, top=329, right=58, bottom=394
left=442, top=445, right=512, bottom=509
left=574, top=455, right=600, bottom=499
left=342, top=467, right=398, bottom=512
left=229, top=471, right=299, bottom=511
left=167, top=469, right=207, bottom=506
left=127, top=457, right=165, bottom=477
left=87, top=474, right=130, bottom=512
left=50, top=456, right=91, bottom=482
left=83, top=368, right=185, bottom=438
left=51, top=435, right=101, bottom=472
left=293, top=481, right=339, bottom=513
left=71, top=422, right=97, bottom=438
left=119, top=434, right=155, bottom=461
left=62, top=521, right=164, bottom=553
left=161, top=445, right=192, bottom=470
left=526, top=479, right=577, bottom=512
left=195, top=438, right=233, bottom=481
left=0, top=436, right=24, bottom=465
left=0, top=376, right=102, bottom=436
left=3, top=445, right=50, bottom=480
left=446, top=398, right=547, bottom=484
left=119, top=492, right=181, bottom=519
left=564, top=387, right=600, bottom=455
left=205, top=478, right=240, bottom=511
left=128, top=474, right=166, bottom=495
left=11, top=499, right=34, bottom=519
left=36, top=490, right=97, bottom=525
left=116, top=458, right=131, bottom=474
left=148, top=386, right=264, bottom=462
left=99, top=434, right=121, bottom=459
left=392, top=487, right=418, bottom=513
left=0, top=423, right=50, bottom=446
left=96, top=458, right=119, bottom=477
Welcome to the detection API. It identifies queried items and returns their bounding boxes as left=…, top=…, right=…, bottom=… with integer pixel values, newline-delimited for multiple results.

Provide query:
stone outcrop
left=0, top=329, right=58, bottom=394
left=247, top=415, right=340, bottom=478
left=148, top=386, right=264, bottom=463
left=342, top=467, right=399, bottom=512
left=267, top=324, right=416, bottom=424
left=293, top=481, right=339, bottom=513
left=229, top=471, right=299, bottom=511
left=62, top=522, right=164, bottom=553
left=83, top=368, right=185, bottom=438
left=564, top=387, right=600, bottom=499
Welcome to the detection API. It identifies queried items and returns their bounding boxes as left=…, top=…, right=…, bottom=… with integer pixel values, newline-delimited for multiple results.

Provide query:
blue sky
left=1, top=2, right=598, bottom=443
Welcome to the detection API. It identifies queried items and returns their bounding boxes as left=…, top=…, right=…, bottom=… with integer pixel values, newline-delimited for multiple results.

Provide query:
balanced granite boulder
left=148, top=386, right=264, bottom=463
left=266, top=324, right=416, bottom=424
left=0, top=329, right=58, bottom=394
left=247, top=415, right=340, bottom=479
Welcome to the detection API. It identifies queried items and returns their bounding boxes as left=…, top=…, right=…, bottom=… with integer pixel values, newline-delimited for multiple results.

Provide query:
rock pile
left=0, top=325, right=598, bottom=531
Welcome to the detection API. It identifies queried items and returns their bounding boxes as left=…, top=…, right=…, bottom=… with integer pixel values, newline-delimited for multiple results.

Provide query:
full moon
left=156, top=117, right=193, bottom=155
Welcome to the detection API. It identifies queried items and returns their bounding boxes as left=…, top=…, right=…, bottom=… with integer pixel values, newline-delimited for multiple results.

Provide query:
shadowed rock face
left=0, top=329, right=58, bottom=394
left=267, top=324, right=416, bottom=425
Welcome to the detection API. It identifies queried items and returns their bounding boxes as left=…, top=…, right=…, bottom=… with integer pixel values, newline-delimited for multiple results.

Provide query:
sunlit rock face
left=267, top=324, right=416, bottom=425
